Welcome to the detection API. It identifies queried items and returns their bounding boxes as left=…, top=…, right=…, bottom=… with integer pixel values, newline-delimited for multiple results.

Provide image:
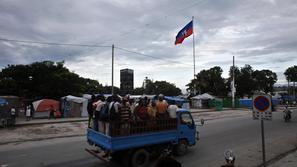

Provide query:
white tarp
left=191, top=93, right=214, bottom=108
left=62, top=95, right=88, bottom=117
left=191, top=93, right=214, bottom=100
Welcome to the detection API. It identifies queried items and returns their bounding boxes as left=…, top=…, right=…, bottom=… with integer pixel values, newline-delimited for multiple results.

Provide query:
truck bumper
left=85, top=148, right=110, bottom=162
left=196, top=131, right=200, bottom=141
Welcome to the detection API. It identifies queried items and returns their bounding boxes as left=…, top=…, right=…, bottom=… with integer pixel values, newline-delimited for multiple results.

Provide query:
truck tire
left=175, top=140, right=188, bottom=156
left=121, top=150, right=132, bottom=167
left=131, top=149, right=150, bottom=167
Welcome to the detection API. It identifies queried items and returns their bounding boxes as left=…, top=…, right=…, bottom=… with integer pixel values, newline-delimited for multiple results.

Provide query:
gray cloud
left=0, top=0, right=296, bottom=90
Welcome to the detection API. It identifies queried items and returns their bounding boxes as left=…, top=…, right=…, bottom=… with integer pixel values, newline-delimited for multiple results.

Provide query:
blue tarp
left=282, top=95, right=296, bottom=102
left=164, top=96, right=186, bottom=106
left=239, top=98, right=280, bottom=108
left=0, top=98, right=7, bottom=105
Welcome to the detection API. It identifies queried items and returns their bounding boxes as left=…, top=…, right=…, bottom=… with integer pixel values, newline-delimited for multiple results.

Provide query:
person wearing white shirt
left=167, top=101, right=178, bottom=118
left=26, top=105, right=31, bottom=121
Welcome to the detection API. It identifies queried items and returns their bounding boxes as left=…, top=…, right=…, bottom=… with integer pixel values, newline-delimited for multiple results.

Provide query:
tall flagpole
left=111, top=44, right=114, bottom=95
left=192, top=16, right=196, bottom=95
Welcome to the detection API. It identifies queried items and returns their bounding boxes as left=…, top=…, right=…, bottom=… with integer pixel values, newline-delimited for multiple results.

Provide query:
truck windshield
left=181, top=113, right=193, bottom=125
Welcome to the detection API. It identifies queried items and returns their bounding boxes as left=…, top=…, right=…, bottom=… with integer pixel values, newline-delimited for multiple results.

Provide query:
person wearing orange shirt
left=156, top=94, right=169, bottom=119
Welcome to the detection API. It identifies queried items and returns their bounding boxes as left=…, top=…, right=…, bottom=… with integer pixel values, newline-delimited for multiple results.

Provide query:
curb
left=190, top=108, right=251, bottom=113
left=12, top=108, right=250, bottom=126
left=0, top=134, right=85, bottom=145
left=14, top=119, right=88, bottom=127
left=256, top=147, right=297, bottom=167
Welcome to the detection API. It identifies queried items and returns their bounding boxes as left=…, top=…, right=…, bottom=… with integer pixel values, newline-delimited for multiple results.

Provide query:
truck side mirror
left=200, top=119, right=205, bottom=126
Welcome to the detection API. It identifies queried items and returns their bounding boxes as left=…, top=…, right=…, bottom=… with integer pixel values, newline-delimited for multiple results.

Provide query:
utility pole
left=111, top=44, right=114, bottom=95
left=192, top=16, right=197, bottom=95
left=232, top=56, right=235, bottom=108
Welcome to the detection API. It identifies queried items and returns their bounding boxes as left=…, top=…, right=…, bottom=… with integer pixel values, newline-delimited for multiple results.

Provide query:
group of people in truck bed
left=88, top=94, right=179, bottom=135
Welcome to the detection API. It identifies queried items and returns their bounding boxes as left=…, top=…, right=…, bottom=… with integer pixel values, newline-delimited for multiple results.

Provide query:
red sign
left=254, top=96, right=270, bottom=112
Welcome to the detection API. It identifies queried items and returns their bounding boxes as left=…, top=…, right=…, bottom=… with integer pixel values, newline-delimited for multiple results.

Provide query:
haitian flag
left=175, top=20, right=193, bottom=45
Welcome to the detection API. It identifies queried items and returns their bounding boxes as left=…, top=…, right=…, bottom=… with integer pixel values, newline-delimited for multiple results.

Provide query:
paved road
left=0, top=110, right=296, bottom=167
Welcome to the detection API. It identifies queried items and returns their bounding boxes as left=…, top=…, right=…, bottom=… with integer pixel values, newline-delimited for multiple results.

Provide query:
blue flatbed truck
left=86, top=109, right=202, bottom=167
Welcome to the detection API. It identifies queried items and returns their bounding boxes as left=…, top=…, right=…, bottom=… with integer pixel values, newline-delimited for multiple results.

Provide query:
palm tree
left=284, top=66, right=297, bottom=97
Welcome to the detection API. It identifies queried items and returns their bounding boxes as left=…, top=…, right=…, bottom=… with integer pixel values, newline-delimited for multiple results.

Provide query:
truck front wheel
left=175, top=140, right=188, bottom=156
left=131, top=149, right=150, bottom=167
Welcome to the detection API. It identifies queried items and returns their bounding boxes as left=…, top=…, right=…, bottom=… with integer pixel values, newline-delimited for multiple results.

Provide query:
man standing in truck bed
left=156, top=94, right=169, bottom=119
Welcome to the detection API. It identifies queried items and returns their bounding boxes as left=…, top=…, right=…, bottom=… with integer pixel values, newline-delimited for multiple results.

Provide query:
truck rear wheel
left=131, top=149, right=150, bottom=167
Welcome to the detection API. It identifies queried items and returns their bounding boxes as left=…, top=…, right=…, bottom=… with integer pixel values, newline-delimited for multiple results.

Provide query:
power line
left=0, top=37, right=193, bottom=67
left=115, top=46, right=193, bottom=67
left=0, top=38, right=111, bottom=48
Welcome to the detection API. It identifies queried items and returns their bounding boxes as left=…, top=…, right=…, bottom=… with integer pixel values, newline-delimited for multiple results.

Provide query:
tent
left=32, top=99, right=60, bottom=118
left=191, top=93, right=214, bottom=108
left=61, top=95, right=88, bottom=117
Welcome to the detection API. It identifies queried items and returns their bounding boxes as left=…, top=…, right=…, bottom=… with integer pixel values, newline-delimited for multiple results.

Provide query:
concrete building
left=120, top=68, right=134, bottom=94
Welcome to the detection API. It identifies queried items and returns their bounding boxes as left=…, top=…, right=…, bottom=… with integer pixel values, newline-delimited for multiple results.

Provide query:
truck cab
left=178, top=109, right=197, bottom=145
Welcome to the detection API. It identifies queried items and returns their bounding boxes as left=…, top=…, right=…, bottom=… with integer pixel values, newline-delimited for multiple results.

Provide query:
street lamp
left=28, top=76, right=33, bottom=98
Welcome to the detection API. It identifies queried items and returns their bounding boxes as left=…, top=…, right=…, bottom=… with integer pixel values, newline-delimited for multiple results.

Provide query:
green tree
left=187, top=66, right=228, bottom=96
left=82, top=78, right=104, bottom=94
left=284, top=65, right=297, bottom=96
left=0, top=61, right=107, bottom=99
left=135, top=79, right=181, bottom=96
left=253, top=70, right=277, bottom=94
left=236, top=65, right=254, bottom=97
left=228, top=65, right=278, bottom=97
left=153, top=81, right=181, bottom=96
left=132, top=87, right=145, bottom=95
left=102, top=86, right=120, bottom=94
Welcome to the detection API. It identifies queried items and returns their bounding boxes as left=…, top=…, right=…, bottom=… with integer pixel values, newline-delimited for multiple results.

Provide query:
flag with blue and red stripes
left=175, top=20, right=193, bottom=45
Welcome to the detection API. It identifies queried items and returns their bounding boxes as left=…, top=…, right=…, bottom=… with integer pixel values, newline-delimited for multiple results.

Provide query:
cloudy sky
left=0, top=0, right=296, bottom=92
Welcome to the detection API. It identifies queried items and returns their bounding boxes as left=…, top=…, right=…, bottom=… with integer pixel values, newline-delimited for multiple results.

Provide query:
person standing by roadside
left=49, top=105, right=56, bottom=119
left=87, top=95, right=96, bottom=128
left=26, top=105, right=31, bottom=121
left=10, top=106, right=16, bottom=126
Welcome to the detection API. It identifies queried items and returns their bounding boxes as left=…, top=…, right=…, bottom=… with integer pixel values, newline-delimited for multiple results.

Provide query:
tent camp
left=191, top=93, right=215, bottom=108
left=61, top=95, right=88, bottom=117
left=32, top=99, right=60, bottom=118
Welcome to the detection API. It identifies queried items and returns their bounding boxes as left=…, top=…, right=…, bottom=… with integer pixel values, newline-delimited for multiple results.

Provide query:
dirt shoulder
left=0, top=122, right=87, bottom=145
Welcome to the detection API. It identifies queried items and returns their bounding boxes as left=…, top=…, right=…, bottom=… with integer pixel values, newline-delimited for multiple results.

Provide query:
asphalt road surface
left=0, top=110, right=296, bottom=167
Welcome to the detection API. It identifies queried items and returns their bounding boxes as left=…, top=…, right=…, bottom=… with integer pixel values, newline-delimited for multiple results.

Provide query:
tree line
left=187, top=65, right=279, bottom=98
left=0, top=61, right=295, bottom=99
left=0, top=61, right=181, bottom=99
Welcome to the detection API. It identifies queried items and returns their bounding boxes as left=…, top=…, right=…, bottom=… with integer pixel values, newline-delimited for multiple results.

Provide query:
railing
left=92, top=118, right=177, bottom=137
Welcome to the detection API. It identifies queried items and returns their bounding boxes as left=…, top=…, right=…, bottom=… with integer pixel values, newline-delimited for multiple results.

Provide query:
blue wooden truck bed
left=87, top=128, right=178, bottom=152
